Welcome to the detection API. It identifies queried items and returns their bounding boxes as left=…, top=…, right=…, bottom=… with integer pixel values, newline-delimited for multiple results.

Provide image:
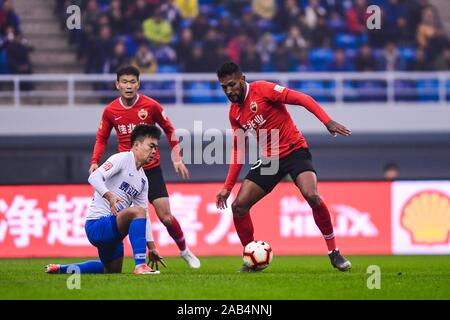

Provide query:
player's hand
left=216, top=189, right=231, bottom=210
left=326, top=120, right=352, bottom=137
left=174, top=161, right=190, bottom=180
left=103, top=192, right=120, bottom=215
left=88, top=163, right=99, bottom=175
left=147, top=249, right=167, bottom=270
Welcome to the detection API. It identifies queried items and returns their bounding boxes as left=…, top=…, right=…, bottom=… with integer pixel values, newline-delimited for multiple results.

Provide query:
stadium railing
left=0, top=72, right=449, bottom=107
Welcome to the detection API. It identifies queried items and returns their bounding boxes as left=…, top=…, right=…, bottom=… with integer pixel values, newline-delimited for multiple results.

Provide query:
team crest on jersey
left=138, top=108, right=148, bottom=120
left=250, top=101, right=258, bottom=113
left=102, top=161, right=113, bottom=171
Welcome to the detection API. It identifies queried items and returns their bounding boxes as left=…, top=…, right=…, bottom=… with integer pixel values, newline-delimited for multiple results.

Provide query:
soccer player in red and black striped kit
left=215, top=62, right=352, bottom=272
left=89, top=66, right=200, bottom=268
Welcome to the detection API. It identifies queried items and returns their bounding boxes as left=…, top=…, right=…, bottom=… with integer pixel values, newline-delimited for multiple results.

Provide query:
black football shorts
left=144, top=165, right=170, bottom=202
left=245, top=148, right=317, bottom=193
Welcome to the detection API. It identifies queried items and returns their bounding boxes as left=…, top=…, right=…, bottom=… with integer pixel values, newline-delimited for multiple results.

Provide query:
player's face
left=116, top=75, right=140, bottom=100
left=219, top=73, right=246, bottom=103
left=136, top=136, right=158, bottom=164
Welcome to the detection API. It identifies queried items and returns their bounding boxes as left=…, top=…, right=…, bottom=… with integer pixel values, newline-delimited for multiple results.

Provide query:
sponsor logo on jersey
left=138, top=108, right=148, bottom=120
left=250, top=101, right=258, bottom=113
left=274, top=84, right=285, bottom=93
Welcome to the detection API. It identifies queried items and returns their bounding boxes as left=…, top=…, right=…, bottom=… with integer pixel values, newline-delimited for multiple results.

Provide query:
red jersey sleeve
left=224, top=111, right=244, bottom=191
left=284, top=89, right=332, bottom=125
left=152, top=102, right=182, bottom=163
left=257, top=81, right=290, bottom=104
left=91, top=108, right=113, bottom=164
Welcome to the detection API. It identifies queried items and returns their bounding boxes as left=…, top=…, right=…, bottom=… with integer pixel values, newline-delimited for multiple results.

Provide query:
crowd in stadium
left=0, top=0, right=32, bottom=76
left=54, top=0, right=449, bottom=74
left=1, top=0, right=450, bottom=76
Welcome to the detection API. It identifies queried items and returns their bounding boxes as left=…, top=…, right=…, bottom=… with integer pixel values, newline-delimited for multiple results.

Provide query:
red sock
left=312, top=201, right=336, bottom=252
left=233, top=214, right=254, bottom=246
left=166, top=217, right=186, bottom=251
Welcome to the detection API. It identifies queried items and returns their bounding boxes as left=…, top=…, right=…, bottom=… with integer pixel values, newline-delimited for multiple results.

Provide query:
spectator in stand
left=252, top=0, right=276, bottom=20
left=126, top=0, right=153, bottom=33
left=329, top=49, right=353, bottom=72
left=434, top=47, right=450, bottom=70
left=272, top=42, right=291, bottom=72
left=240, top=40, right=262, bottom=72
left=256, top=32, right=276, bottom=68
left=304, top=0, right=327, bottom=30
left=142, top=8, right=173, bottom=46
left=131, top=44, right=157, bottom=74
left=175, top=0, right=198, bottom=19
left=0, top=0, right=20, bottom=35
left=108, top=0, right=125, bottom=35
left=185, top=42, right=209, bottom=73
left=6, top=32, right=33, bottom=90
left=104, top=40, right=129, bottom=74
left=275, top=0, right=302, bottom=32
left=285, top=25, right=309, bottom=56
left=176, top=28, right=194, bottom=72
left=355, top=44, right=377, bottom=71
left=409, top=48, right=433, bottom=71
left=160, top=0, right=183, bottom=32
left=312, top=16, right=331, bottom=48
left=217, top=11, right=236, bottom=43
left=85, top=25, right=115, bottom=74
left=346, top=0, right=368, bottom=35
left=381, top=42, right=406, bottom=71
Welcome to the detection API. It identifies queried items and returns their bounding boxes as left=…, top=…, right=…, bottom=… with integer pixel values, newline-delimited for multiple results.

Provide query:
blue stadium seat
left=416, top=79, right=439, bottom=101
left=335, top=33, right=359, bottom=49
left=158, top=64, right=179, bottom=73
left=309, top=48, right=334, bottom=71
left=399, top=47, right=416, bottom=63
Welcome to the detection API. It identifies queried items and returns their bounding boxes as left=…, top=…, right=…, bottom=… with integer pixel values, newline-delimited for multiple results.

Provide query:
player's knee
left=160, top=214, right=173, bottom=226
left=305, top=193, right=322, bottom=207
left=231, top=201, right=249, bottom=217
left=131, top=206, right=146, bottom=218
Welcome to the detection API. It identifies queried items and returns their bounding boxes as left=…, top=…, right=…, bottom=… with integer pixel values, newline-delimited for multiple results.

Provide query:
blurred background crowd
left=2, top=0, right=448, bottom=76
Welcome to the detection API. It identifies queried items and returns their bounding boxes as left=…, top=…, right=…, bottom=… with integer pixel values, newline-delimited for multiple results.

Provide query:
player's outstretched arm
left=325, top=120, right=352, bottom=137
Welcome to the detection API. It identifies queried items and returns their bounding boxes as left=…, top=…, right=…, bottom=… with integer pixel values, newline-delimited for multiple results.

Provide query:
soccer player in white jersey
left=45, top=125, right=166, bottom=274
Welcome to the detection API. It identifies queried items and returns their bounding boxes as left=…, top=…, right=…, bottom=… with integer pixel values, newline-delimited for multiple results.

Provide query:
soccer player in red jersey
left=89, top=66, right=200, bottom=268
left=215, top=62, right=352, bottom=272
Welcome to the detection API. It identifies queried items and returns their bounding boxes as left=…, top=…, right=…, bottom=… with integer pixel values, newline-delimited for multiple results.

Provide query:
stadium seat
left=335, top=33, right=359, bottom=49
left=416, top=79, right=439, bottom=102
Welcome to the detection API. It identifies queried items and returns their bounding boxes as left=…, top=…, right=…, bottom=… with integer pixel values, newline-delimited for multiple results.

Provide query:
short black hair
left=216, top=61, right=241, bottom=78
left=383, top=162, right=399, bottom=171
left=117, top=65, right=140, bottom=81
left=130, top=124, right=161, bottom=147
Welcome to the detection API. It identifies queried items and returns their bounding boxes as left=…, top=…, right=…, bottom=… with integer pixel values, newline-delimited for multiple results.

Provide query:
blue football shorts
left=85, top=215, right=124, bottom=264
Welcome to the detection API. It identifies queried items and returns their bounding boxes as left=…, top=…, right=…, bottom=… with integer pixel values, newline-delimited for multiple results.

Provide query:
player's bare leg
left=103, top=256, right=123, bottom=273
left=294, top=171, right=351, bottom=271
left=231, top=179, right=268, bottom=272
left=152, top=197, right=200, bottom=268
left=116, top=207, right=159, bottom=274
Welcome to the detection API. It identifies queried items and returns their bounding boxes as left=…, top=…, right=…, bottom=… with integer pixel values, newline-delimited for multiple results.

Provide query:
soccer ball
left=242, top=240, right=273, bottom=270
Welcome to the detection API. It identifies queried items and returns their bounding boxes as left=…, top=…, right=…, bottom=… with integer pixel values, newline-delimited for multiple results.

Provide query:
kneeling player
left=46, top=125, right=165, bottom=274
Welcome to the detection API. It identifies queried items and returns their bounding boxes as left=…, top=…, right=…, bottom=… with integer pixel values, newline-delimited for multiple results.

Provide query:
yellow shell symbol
left=401, top=191, right=450, bottom=244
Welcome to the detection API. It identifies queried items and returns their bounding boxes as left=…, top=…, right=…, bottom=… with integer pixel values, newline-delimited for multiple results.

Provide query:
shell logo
left=401, top=190, right=450, bottom=245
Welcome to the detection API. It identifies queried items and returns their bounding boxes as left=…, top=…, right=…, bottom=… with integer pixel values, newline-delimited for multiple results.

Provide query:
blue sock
left=129, top=218, right=147, bottom=266
left=59, top=260, right=104, bottom=274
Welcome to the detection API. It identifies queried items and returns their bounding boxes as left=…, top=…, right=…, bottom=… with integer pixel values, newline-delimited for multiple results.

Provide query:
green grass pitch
left=0, top=255, right=449, bottom=300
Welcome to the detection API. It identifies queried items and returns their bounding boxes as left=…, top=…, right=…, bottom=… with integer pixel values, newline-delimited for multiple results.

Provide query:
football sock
left=59, top=260, right=104, bottom=274
left=129, top=218, right=147, bottom=266
left=165, top=216, right=186, bottom=251
left=233, top=214, right=254, bottom=246
left=311, top=200, right=337, bottom=251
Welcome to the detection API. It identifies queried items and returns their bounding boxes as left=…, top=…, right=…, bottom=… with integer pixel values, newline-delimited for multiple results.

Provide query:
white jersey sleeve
left=88, top=153, right=126, bottom=197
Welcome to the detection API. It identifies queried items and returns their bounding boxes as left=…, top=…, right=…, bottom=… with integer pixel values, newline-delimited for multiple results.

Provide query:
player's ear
left=241, top=74, right=246, bottom=83
left=115, top=80, right=120, bottom=91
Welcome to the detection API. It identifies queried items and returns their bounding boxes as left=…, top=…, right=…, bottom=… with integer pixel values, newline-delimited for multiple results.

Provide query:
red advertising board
left=0, top=182, right=391, bottom=257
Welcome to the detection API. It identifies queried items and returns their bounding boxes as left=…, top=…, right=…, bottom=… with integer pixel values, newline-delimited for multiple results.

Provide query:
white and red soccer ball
left=242, top=240, right=273, bottom=270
